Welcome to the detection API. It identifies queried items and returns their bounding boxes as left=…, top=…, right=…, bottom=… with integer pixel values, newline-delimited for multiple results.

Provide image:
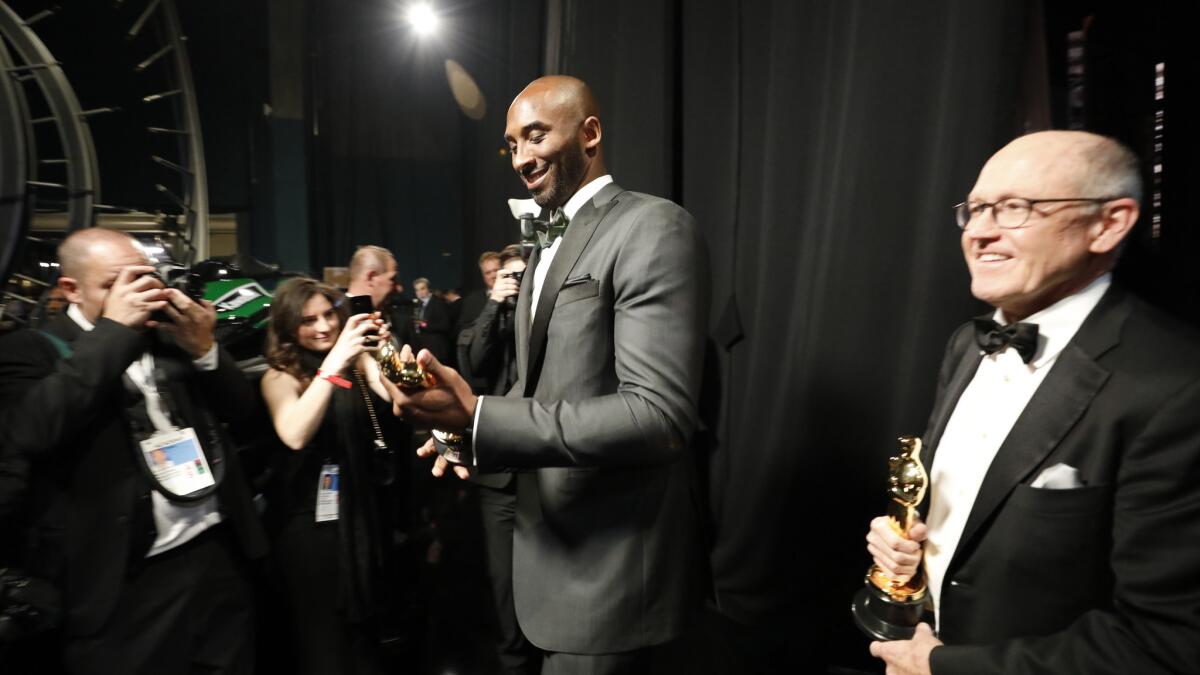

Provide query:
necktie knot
left=536, top=209, right=569, bottom=248
left=973, top=318, right=1040, bottom=364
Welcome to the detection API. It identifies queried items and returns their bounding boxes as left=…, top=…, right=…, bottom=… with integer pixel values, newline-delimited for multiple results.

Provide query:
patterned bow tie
left=973, top=318, right=1040, bottom=364
left=536, top=209, right=569, bottom=249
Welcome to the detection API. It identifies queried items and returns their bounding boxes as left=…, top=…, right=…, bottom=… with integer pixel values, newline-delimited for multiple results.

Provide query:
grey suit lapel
left=949, top=287, right=1128, bottom=566
left=523, top=182, right=623, bottom=396
left=515, top=246, right=538, bottom=385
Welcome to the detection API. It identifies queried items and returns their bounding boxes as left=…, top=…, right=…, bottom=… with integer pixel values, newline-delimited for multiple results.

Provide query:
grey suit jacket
left=919, top=286, right=1200, bottom=674
left=474, top=182, right=710, bottom=654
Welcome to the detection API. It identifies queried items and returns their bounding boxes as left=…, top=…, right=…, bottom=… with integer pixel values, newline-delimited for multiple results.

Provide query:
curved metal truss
left=0, top=0, right=209, bottom=327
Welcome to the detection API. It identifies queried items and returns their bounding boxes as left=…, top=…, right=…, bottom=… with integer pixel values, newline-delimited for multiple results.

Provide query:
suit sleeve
left=931, top=376, right=1200, bottom=675
left=474, top=202, right=710, bottom=468
left=0, top=320, right=144, bottom=459
left=465, top=299, right=504, bottom=377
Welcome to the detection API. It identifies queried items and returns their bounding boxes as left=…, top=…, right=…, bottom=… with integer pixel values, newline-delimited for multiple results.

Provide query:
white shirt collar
left=561, top=174, right=613, bottom=221
left=994, top=272, right=1112, bottom=368
left=67, top=303, right=95, bottom=332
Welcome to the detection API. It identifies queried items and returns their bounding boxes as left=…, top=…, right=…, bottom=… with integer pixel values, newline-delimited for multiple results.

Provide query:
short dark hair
left=498, top=244, right=523, bottom=266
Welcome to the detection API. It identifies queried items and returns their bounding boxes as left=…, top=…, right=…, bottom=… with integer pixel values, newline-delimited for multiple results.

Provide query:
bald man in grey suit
left=388, top=76, right=709, bottom=675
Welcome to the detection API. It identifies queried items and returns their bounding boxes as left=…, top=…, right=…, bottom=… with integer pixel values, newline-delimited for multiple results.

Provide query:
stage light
left=405, top=2, right=439, bottom=36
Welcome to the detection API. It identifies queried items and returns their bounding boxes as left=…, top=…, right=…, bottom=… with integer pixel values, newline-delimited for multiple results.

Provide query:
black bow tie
left=973, top=318, right=1040, bottom=364
left=535, top=209, right=569, bottom=248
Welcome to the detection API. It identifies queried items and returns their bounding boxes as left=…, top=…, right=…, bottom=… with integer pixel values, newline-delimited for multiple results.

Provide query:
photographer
left=259, top=278, right=407, bottom=675
left=0, top=228, right=267, bottom=675
left=460, top=244, right=525, bottom=397
left=457, top=244, right=534, bottom=674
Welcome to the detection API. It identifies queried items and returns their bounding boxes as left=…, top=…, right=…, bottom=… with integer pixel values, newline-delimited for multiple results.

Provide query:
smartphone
left=347, top=295, right=378, bottom=344
left=348, top=294, right=374, bottom=316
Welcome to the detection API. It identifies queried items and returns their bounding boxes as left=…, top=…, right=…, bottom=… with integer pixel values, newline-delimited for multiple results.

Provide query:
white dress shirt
left=529, top=174, right=613, bottom=322
left=67, top=304, right=223, bottom=556
left=923, top=273, right=1112, bottom=629
left=473, top=174, right=614, bottom=445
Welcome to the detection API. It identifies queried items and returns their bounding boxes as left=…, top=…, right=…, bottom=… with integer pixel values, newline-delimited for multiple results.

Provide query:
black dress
left=265, top=372, right=407, bottom=675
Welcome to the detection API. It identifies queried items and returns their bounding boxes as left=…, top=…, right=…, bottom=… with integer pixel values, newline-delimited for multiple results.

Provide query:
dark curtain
left=552, top=0, right=1039, bottom=669
left=308, top=0, right=541, bottom=290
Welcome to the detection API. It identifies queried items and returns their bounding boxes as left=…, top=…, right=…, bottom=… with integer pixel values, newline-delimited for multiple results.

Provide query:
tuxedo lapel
left=523, top=183, right=622, bottom=396
left=516, top=246, right=539, bottom=385
left=950, top=288, right=1128, bottom=565
left=921, top=329, right=984, bottom=475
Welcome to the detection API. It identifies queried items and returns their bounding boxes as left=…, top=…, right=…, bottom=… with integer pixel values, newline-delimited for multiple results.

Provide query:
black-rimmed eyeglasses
left=953, top=197, right=1121, bottom=230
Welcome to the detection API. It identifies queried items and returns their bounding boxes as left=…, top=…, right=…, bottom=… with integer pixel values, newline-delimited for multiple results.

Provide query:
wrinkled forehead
left=971, top=138, right=1087, bottom=200
left=82, top=241, right=150, bottom=282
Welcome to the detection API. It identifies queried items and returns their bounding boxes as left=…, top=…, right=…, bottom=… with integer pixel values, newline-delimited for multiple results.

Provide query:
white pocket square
left=1030, top=463, right=1085, bottom=489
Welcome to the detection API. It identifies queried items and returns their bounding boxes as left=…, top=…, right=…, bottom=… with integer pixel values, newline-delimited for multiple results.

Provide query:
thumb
left=914, top=622, right=934, bottom=638
left=909, top=521, right=928, bottom=543
left=416, top=348, right=447, bottom=377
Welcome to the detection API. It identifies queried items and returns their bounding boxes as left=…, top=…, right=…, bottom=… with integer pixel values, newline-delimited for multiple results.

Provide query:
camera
left=145, top=262, right=209, bottom=323
left=499, top=269, right=523, bottom=309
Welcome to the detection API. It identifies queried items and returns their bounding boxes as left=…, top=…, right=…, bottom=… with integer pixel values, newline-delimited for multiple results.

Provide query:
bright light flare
left=405, top=3, right=439, bottom=36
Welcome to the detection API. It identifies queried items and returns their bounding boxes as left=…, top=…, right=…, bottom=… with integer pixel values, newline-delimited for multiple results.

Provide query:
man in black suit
left=411, top=276, right=453, bottom=364
left=456, top=251, right=501, bottom=390
left=0, top=228, right=267, bottom=674
left=388, top=75, right=709, bottom=675
left=867, top=131, right=1200, bottom=674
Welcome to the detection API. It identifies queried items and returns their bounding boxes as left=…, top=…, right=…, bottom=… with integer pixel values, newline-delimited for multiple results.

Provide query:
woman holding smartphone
left=260, top=277, right=405, bottom=674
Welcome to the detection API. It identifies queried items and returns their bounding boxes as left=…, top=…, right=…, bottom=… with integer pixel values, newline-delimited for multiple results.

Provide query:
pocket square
left=564, top=273, right=593, bottom=286
left=1030, top=462, right=1085, bottom=489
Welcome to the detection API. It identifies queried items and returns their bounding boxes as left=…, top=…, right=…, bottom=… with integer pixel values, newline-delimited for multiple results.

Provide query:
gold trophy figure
left=375, top=338, right=470, bottom=464
left=851, top=436, right=929, bottom=640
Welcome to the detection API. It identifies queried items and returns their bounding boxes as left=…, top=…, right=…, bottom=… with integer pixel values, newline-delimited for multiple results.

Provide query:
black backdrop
left=307, top=0, right=542, bottom=291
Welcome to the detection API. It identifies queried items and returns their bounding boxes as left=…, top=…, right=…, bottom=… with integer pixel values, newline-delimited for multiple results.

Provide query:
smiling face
left=296, top=293, right=341, bottom=353
left=961, top=133, right=1135, bottom=321
left=504, top=77, right=604, bottom=210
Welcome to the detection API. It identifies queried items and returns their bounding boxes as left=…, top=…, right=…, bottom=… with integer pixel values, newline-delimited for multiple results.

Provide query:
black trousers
left=63, top=524, right=254, bottom=675
left=478, top=479, right=538, bottom=675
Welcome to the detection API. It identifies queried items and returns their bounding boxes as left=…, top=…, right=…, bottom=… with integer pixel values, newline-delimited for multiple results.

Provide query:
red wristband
left=317, top=369, right=352, bottom=389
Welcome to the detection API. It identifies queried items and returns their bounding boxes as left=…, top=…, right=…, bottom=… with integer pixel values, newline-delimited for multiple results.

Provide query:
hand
left=101, top=266, right=168, bottom=329
left=866, top=515, right=927, bottom=582
left=489, top=272, right=520, bottom=303
left=153, top=289, right=217, bottom=358
left=870, top=623, right=941, bottom=675
left=415, top=437, right=472, bottom=480
left=381, top=346, right=476, bottom=430
left=372, top=317, right=392, bottom=348
left=319, top=313, right=380, bottom=373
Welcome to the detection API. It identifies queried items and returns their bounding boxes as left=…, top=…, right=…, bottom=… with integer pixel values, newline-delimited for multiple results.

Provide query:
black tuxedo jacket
left=921, top=286, right=1200, bottom=674
left=0, top=315, right=267, bottom=637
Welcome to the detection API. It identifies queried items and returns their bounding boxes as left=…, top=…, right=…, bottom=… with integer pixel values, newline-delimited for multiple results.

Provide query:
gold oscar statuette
left=374, top=336, right=469, bottom=464
left=851, top=436, right=930, bottom=641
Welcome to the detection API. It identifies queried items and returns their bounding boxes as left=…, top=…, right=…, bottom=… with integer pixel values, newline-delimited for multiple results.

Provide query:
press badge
left=139, top=427, right=215, bottom=497
left=315, top=464, right=340, bottom=522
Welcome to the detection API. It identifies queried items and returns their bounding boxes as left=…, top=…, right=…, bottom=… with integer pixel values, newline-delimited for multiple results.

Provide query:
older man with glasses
left=865, top=130, right=1200, bottom=675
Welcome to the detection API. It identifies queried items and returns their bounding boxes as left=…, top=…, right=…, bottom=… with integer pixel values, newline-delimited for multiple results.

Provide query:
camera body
left=500, top=269, right=523, bottom=309
left=144, top=263, right=207, bottom=323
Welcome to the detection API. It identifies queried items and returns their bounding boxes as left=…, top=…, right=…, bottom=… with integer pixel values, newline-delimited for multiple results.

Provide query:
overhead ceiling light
left=405, top=3, right=439, bottom=37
